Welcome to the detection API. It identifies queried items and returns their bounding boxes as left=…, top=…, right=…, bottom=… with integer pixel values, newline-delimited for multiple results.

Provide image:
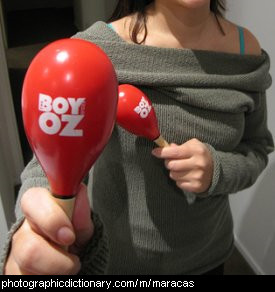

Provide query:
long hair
left=109, top=0, right=226, bottom=44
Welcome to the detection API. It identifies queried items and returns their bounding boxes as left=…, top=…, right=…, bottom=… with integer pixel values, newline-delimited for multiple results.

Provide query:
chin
left=174, top=0, right=210, bottom=9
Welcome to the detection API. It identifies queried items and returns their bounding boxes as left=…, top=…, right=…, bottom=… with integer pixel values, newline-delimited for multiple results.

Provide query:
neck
left=146, top=1, right=214, bottom=42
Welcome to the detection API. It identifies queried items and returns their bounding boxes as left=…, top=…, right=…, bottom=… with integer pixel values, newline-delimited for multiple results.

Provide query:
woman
left=2, top=0, right=274, bottom=275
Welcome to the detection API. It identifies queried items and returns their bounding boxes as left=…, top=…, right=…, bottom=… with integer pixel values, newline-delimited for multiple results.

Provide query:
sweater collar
left=74, top=21, right=271, bottom=92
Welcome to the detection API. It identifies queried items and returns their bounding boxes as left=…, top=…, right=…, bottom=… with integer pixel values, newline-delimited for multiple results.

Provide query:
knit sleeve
left=202, top=92, right=274, bottom=197
left=78, top=212, right=109, bottom=275
left=0, top=156, right=49, bottom=274
left=0, top=156, right=108, bottom=275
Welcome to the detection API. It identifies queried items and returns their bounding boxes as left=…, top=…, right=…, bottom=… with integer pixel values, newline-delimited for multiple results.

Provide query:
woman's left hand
left=152, top=138, right=214, bottom=194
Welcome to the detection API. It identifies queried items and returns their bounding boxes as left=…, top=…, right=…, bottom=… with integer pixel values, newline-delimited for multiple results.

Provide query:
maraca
left=117, top=84, right=169, bottom=147
left=117, top=84, right=196, bottom=204
left=22, top=38, right=118, bottom=219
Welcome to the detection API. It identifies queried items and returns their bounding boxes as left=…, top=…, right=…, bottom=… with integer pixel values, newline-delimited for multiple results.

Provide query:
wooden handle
left=51, top=196, right=76, bottom=220
left=154, top=135, right=169, bottom=147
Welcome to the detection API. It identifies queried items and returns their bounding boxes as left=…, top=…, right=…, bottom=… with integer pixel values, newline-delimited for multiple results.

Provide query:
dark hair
left=109, top=0, right=226, bottom=44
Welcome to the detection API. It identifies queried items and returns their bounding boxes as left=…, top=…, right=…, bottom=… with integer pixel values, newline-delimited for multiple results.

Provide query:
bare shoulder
left=219, top=17, right=262, bottom=56
left=242, top=27, right=262, bottom=56
left=110, top=17, right=127, bottom=30
left=109, top=16, right=133, bottom=43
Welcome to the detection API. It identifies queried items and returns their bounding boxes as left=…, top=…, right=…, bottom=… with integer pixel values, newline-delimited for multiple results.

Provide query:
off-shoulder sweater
left=1, top=21, right=274, bottom=275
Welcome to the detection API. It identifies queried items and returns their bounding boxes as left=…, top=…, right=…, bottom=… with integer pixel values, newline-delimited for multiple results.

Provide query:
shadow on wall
left=238, top=158, right=275, bottom=274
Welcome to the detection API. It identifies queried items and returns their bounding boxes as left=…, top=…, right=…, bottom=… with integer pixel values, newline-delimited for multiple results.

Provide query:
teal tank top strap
left=107, top=23, right=115, bottom=31
left=238, top=26, right=245, bottom=55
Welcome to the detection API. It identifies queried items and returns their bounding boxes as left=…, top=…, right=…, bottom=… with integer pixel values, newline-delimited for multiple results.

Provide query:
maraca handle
left=154, top=135, right=169, bottom=147
left=51, top=196, right=76, bottom=220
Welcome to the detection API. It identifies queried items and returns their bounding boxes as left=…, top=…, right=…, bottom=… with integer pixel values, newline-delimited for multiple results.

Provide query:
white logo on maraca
left=134, top=97, right=152, bottom=119
left=38, top=93, right=85, bottom=137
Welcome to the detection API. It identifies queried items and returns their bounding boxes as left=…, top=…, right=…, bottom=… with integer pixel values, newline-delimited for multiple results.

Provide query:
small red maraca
left=117, top=84, right=169, bottom=147
left=117, top=84, right=196, bottom=204
left=22, top=38, right=118, bottom=219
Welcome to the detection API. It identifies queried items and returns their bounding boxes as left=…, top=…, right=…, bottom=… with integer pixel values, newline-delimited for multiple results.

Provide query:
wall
left=226, top=0, right=275, bottom=275
left=0, top=17, right=24, bottom=248
left=73, top=0, right=117, bottom=30
left=0, top=194, right=8, bottom=252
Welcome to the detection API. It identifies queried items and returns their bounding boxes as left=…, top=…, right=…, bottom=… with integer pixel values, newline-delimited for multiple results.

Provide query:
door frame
left=0, top=12, right=24, bottom=229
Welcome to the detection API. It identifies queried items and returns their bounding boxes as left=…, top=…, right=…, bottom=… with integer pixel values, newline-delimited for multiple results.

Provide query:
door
left=0, top=6, right=24, bottom=248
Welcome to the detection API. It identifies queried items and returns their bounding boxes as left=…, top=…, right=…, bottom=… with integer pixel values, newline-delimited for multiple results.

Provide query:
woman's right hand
left=4, top=184, right=94, bottom=275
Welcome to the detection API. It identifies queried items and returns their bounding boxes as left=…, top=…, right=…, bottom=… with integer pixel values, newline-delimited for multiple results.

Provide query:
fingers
left=152, top=145, right=191, bottom=160
left=152, top=138, right=209, bottom=160
left=11, top=220, right=80, bottom=275
left=21, top=188, right=75, bottom=246
left=4, top=186, right=93, bottom=275
left=152, top=139, right=213, bottom=193
left=164, top=158, right=194, bottom=172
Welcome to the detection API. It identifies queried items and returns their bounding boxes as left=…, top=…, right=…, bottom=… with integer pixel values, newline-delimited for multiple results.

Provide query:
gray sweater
left=1, top=21, right=274, bottom=275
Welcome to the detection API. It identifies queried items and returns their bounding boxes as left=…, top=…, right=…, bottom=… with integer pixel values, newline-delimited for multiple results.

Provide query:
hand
left=152, top=138, right=214, bottom=193
left=4, top=184, right=94, bottom=275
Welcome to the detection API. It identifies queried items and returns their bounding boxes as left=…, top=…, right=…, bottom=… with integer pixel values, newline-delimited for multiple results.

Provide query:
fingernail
left=57, top=227, right=75, bottom=245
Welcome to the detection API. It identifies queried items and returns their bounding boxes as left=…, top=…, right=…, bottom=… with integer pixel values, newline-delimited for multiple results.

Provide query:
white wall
left=226, top=0, right=275, bottom=275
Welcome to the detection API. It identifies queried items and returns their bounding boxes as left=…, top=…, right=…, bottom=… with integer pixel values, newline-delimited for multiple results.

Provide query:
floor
left=4, top=6, right=255, bottom=275
left=224, top=247, right=254, bottom=275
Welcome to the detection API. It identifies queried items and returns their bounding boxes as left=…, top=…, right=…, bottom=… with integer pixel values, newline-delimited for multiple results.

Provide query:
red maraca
left=117, top=84, right=196, bottom=204
left=22, top=38, right=118, bottom=219
left=117, top=84, right=169, bottom=147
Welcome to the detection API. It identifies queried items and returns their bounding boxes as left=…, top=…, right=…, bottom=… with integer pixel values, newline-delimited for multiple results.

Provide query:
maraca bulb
left=117, top=84, right=160, bottom=141
left=22, top=38, right=118, bottom=197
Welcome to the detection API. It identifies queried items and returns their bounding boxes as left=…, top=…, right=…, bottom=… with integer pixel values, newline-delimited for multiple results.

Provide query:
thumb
left=71, top=183, right=94, bottom=254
